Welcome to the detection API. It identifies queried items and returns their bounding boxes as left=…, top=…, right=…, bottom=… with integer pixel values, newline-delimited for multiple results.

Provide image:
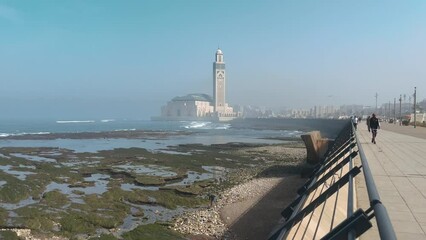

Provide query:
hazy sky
left=1, top=0, right=425, bottom=120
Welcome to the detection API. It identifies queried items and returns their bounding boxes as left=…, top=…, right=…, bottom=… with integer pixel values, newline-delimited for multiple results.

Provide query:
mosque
left=153, top=49, right=239, bottom=122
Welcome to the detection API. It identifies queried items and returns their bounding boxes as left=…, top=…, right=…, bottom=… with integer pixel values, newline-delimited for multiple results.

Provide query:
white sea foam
left=183, top=121, right=230, bottom=130
left=215, top=124, right=231, bottom=130
left=184, top=121, right=211, bottom=129
left=31, top=132, right=50, bottom=135
left=0, top=132, right=50, bottom=137
left=114, top=128, right=136, bottom=131
left=56, top=120, right=95, bottom=124
left=101, top=119, right=115, bottom=123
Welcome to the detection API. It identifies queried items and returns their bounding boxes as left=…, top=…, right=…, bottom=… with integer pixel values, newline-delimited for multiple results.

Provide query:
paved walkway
left=357, top=123, right=426, bottom=239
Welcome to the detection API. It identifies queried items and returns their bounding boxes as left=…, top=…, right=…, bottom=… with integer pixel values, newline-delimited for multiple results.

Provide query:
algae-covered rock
left=146, top=189, right=209, bottom=209
left=89, top=234, right=118, bottom=240
left=0, top=231, right=21, bottom=240
left=122, top=223, right=186, bottom=240
left=42, top=190, right=69, bottom=207
left=134, top=175, right=166, bottom=186
left=175, top=185, right=203, bottom=196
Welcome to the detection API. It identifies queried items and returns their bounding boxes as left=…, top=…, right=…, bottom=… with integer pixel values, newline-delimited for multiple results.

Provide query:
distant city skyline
left=1, top=1, right=426, bottom=120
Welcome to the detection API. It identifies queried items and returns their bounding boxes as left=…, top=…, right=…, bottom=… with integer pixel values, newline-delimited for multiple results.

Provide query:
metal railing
left=268, top=121, right=396, bottom=240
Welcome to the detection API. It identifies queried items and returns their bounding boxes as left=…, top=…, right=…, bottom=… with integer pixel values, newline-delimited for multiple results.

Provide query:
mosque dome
left=216, top=49, right=223, bottom=55
left=172, top=94, right=213, bottom=103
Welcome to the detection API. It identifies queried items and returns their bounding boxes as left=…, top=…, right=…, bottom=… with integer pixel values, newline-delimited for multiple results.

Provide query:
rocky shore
left=172, top=176, right=304, bottom=240
left=1, top=136, right=306, bottom=240
left=172, top=143, right=307, bottom=240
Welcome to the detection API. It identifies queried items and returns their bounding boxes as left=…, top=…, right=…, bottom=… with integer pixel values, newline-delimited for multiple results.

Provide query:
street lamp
left=394, top=98, right=396, bottom=124
left=399, top=95, right=402, bottom=125
left=414, top=87, right=417, bottom=128
left=375, top=92, right=378, bottom=113
left=388, top=101, right=391, bottom=121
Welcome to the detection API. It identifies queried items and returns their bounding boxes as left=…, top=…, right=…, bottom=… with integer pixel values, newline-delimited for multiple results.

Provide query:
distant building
left=153, top=49, right=238, bottom=121
left=160, top=94, right=214, bottom=118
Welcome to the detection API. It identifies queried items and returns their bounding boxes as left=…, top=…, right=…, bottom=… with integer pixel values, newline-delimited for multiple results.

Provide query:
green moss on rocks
left=0, top=209, right=7, bottom=225
left=174, top=185, right=204, bottom=196
left=122, top=223, right=185, bottom=240
left=41, top=190, right=69, bottom=208
left=89, top=234, right=118, bottom=240
left=14, top=206, right=55, bottom=231
left=0, top=140, right=306, bottom=238
left=146, top=189, right=208, bottom=209
left=0, top=231, right=21, bottom=240
left=134, top=175, right=166, bottom=186
left=60, top=213, right=96, bottom=236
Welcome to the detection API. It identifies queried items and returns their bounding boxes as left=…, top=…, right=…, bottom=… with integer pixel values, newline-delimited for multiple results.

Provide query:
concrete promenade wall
left=301, top=131, right=331, bottom=164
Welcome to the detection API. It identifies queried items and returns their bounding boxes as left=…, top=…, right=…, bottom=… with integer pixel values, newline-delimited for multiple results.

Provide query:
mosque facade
left=153, top=49, right=238, bottom=121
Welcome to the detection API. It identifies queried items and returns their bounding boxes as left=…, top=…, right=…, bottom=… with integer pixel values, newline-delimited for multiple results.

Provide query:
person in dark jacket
left=366, top=115, right=371, bottom=132
left=370, top=113, right=380, bottom=144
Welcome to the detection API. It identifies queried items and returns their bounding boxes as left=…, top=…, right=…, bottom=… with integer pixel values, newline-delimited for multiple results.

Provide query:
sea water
left=0, top=119, right=303, bottom=152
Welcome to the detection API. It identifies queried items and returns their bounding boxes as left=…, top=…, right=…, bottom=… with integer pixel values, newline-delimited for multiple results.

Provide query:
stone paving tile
left=396, top=232, right=426, bottom=240
left=414, top=212, right=426, bottom=223
left=403, top=195, right=426, bottom=205
left=357, top=124, right=426, bottom=239
left=387, top=210, right=416, bottom=222
left=392, top=220, right=424, bottom=234
left=385, top=202, right=412, bottom=213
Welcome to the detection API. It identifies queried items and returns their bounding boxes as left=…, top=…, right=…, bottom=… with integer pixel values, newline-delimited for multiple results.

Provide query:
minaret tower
left=213, top=48, right=226, bottom=114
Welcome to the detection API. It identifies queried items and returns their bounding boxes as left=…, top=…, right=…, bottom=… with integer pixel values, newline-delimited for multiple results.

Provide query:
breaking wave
left=101, top=119, right=115, bottom=123
left=114, top=129, right=136, bottom=132
left=56, top=120, right=95, bottom=124
left=0, top=132, right=50, bottom=138
left=183, top=121, right=230, bottom=130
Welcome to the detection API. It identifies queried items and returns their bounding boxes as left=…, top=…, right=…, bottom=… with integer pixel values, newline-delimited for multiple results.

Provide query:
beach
left=173, top=144, right=307, bottom=240
left=0, top=120, right=309, bottom=240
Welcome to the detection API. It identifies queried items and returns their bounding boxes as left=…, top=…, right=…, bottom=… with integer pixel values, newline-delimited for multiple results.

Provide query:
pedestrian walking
left=366, top=115, right=371, bottom=132
left=370, top=113, right=380, bottom=144
left=353, top=116, right=358, bottom=130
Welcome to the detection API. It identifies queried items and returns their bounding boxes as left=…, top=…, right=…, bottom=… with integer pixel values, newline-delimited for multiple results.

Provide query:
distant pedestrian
left=366, top=115, right=371, bottom=132
left=352, top=116, right=358, bottom=130
left=370, top=113, right=380, bottom=144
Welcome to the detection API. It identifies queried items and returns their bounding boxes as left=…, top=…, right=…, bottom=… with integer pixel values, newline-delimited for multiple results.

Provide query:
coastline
left=0, top=123, right=308, bottom=239
left=0, top=130, right=191, bottom=140
left=172, top=144, right=307, bottom=240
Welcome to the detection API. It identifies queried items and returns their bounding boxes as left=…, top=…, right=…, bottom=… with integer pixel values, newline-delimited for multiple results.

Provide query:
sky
left=1, top=0, right=426, bottom=120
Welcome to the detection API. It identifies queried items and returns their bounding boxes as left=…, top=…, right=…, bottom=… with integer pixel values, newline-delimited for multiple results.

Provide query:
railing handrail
left=269, top=120, right=397, bottom=240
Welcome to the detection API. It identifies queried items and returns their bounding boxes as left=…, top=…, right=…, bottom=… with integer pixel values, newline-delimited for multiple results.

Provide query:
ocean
left=0, top=118, right=348, bottom=153
left=0, top=118, right=347, bottom=236
left=0, top=119, right=306, bottom=152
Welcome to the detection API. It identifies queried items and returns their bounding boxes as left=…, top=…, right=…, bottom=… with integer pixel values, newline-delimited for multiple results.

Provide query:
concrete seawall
left=301, top=131, right=332, bottom=164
